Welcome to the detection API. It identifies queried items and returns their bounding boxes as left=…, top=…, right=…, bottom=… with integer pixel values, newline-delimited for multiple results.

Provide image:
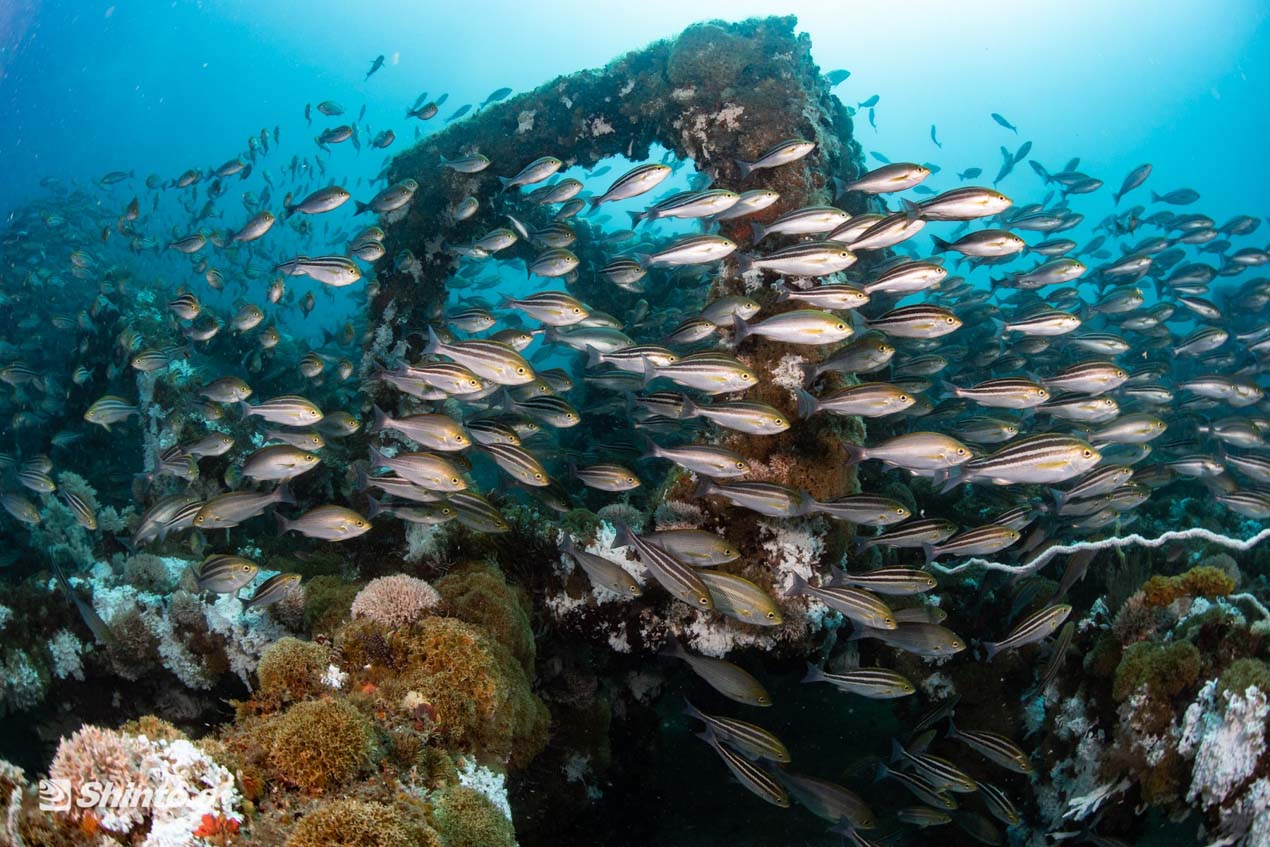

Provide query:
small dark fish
left=991, top=112, right=1018, bottom=133
left=930, top=124, right=941, bottom=148
left=858, top=94, right=880, bottom=108
left=365, top=54, right=384, bottom=80
left=824, top=69, right=851, bottom=86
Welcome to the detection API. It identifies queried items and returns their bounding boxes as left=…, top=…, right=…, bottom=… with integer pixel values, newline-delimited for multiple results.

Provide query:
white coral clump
left=516, top=110, right=535, bottom=134
left=204, top=592, right=288, bottom=685
left=589, top=116, right=614, bottom=136
left=769, top=353, right=808, bottom=399
left=1179, top=681, right=1268, bottom=809
left=349, top=574, right=441, bottom=628
left=0, top=604, right=11, bottom=632
left=321, top=664, right=347, bottom=689
left=456, top=759, right=512, bottom=823
left=0, top=649, right=46, bottom=712
left=47, top=629, right=86, bottom=681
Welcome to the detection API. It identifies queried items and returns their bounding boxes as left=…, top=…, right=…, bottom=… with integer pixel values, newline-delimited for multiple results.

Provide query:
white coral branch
left=929, top=527, right=1270, bottom=579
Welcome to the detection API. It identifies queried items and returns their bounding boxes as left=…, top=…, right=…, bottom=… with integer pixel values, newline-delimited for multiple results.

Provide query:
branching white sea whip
left=928, top=527, right=1270, bottom=582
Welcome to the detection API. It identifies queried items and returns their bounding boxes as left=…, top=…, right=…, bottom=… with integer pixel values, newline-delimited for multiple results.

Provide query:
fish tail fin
left=841, top=443, right=867, bottom=466
left=828, top=564, right=848, bottom=586
left=352, top=462, right=370, bottom=490
left=354, top=201, right=370, bottom=215
left=676, top=394, right=698, bottom=420
left=611, top=518, right=634, bottom=549
left=694, top=476, right=718, bottom=500
left=798, top=359, right=821, bottom=386
left=640, top=435, right=661, bottom=461
left=369, top=404, right=389, bottom=434
left=364, top=497, right=384, bottom=519
left=890, top=738, right=906, bottom=763
left=784, top=571, right=808, bottom=598
left=931, top=235, right=952, bottom=253
left=900, top=198, right=922, bottom=222
left=627, top=210, right=644, bottom=228
left=682, top=698, right=704, bottom=721
left=737, top=253, right=755, bottom=274
left=732, top=316, right=752, bottom=346
left=423, top=325, right=443, bottom=356
left=498, top=176, right=513, bottom=193
left=660, top=636, right=687, bottom=660
left=749, top=221, right=767, bottom=244
left=1150, top=191, right=1162, bottom=203
left=274, top=512, right=292, bottom=534
left=559, top=535, right=578, bottom=556
left=274, top=482, right=296, bottom=506
left=937, top=468, right=965, bottom=494
left=1050, top=487, right=1068, bottom=509
left=640, top=358, right=657, bottom=388
left=983, top=642, right=1001, bottom=662
left=794, top=388, right=819, bottom=420
left=587, top=196, right=603, bottom=212
left=735, top=160, right=753, bottom=180
left=801, top=662, right=826, bottom=684
left=922, top=542, right=937, bottom=565
left=584, top=345, right=604, bottom=369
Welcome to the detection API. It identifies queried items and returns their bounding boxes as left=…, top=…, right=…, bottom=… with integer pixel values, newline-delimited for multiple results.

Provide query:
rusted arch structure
left=370, top=16, right=873, bottom=599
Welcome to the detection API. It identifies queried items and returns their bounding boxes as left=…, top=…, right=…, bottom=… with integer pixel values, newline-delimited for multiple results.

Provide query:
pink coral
left=48, top=725, right=149, bottom=831
left=349, top=574, right=441, bottom=628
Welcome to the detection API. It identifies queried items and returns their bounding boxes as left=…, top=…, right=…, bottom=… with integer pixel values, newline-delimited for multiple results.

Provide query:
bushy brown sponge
left=266, top=698, right=372, bottom=792
left=256, top=637, right=331, bottom=709
left=436, top=563, right=535, bottom=674
left=284, top=799, right=441, bottom=847
left=1141, top=566, right=1235, bottom=608
left=431, top=785, right=516, bottom=847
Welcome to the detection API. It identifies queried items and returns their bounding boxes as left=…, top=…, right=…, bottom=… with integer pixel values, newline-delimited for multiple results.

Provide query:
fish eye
left=534, top=473, right=543, bottom=480
left=766, top=611, right=777, bottom=620
left=356, top=520, right=366, bottom=527
left=836, top=323, right=847, bottom=331
left=957, top=448, right=968, bottom=455
left=516, top=367, right=526, bottom=374
left=1083, top=449, right=1093, bottom=457
left=896, top=508, right=905, bottom=515
left=629, top=585, right=639, bottom=593
left=735, top=461, right=745, bottom=468
left=899, top=394, right=910, bottom=402
left=451, top=477, right=460, bottom=484
left=698, top=596, right=710, bottom=606
left=945, top=317, right=956, bottom=324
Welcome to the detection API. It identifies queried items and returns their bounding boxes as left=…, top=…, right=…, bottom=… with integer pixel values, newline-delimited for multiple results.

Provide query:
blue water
left=4, top=0, right=1269, bottom=222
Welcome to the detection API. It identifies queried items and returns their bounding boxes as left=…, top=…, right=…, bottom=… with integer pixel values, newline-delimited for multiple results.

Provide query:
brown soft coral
left=255, top=637, right=331, bottom=710
left=336, top=616, right=548, bottom=769
left=265, top=698, right=372, bottom=793
left=284, top=799, right=441, bottom=847
left=436, top=563, right=536, bottom=674
left=1141, top=565, right=1235, bottom=608
left=430, top=785, right=516, bottom=847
